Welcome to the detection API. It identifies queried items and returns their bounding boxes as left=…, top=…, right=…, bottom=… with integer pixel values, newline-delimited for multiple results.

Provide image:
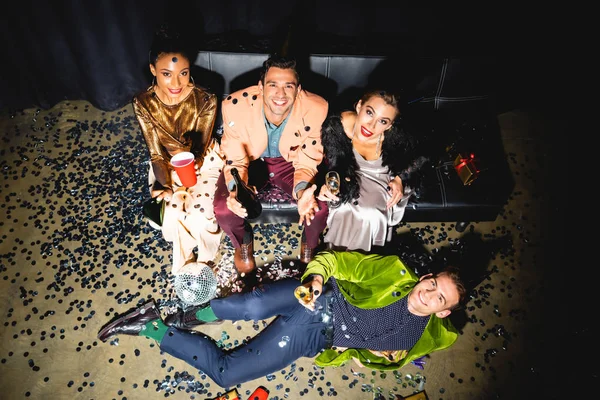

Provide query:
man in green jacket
left=97, top=250, right=467, bottom=388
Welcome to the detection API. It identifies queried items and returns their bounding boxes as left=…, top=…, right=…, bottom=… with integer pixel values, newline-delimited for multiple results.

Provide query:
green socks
left=137, top=306, right=217, bottom=342
left=196, top=305, right=218, bottom=322
left=139, top=319, right=168, bottom=342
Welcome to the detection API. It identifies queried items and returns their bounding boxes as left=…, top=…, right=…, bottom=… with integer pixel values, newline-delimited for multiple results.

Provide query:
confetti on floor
left=0, top=101, right=568, bottom=399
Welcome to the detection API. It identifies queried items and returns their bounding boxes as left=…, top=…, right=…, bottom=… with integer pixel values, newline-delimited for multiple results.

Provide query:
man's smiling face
left=407, top=273, right=460, bottom=318
left=259, top=67, right=300, bottom=126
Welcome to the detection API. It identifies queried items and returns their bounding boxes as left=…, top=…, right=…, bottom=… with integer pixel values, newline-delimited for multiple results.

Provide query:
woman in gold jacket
left=133, top=24, right=224, bottom=275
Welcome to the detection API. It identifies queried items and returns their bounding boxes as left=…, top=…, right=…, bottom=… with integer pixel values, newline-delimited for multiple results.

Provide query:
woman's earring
left=190, top=76, right=195, bottom=86
left=152, top=76, right=156, bottom=87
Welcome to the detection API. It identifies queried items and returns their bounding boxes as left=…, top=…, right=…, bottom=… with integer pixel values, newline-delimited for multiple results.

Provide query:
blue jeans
left=160, top=278, right=332, bottom=388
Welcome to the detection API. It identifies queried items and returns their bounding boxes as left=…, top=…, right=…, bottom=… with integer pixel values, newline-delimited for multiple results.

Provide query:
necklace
left=351, top=131, right=383, bottom=160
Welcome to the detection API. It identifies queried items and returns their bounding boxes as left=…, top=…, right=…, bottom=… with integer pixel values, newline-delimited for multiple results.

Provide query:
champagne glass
left=294, top=284, right=313, bottom=304
left=325, top=170, right=341, bottom=207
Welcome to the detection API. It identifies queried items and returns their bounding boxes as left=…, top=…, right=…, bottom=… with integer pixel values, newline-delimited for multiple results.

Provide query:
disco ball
left=173, top=263, right=218, bottom=306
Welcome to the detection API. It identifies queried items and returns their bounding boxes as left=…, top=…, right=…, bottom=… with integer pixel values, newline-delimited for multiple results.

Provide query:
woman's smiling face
left=352, top=96, right=398, bottom=144
left=150, top=52, right=191, bottom=102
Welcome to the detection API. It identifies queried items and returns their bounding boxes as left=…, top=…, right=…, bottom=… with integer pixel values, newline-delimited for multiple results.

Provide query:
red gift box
left=453, top=153, right=480, bottom=186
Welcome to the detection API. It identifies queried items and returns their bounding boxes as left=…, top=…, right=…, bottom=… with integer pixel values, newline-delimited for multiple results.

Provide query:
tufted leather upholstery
left=196, top=52, right=514, bottom=229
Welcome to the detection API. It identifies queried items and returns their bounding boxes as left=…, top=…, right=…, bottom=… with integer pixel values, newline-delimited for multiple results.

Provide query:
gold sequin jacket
left=133, top=85, right=217, bottom=189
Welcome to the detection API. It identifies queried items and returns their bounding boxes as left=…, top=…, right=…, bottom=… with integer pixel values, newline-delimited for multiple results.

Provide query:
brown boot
left=234, top=241, right=256, bottom=275
left=300, top=239, right=316, bottom=264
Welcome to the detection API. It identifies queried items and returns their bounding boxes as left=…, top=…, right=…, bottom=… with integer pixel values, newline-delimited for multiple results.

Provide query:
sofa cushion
left=255, top=184, right=298, bottom=224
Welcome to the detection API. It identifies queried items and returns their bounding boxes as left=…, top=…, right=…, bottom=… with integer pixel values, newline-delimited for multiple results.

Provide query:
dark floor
left=0, top=102, right=576, bottom=399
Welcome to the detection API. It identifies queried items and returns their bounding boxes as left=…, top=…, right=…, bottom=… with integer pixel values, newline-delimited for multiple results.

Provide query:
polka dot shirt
left=329, top=277, right=430, bottom=351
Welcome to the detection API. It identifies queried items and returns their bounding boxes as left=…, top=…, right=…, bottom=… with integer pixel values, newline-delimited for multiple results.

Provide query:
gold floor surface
left=0, top=101, right=566, bottom=400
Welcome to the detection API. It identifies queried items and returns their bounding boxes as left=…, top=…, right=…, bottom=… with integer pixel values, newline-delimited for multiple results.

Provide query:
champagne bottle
left=231, top=167, right=262, bottom=220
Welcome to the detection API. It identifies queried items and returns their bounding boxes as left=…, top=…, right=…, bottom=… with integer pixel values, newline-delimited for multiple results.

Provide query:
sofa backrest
left=194, top=51, right=496, bottom=119
left=195, top=52, right=384, bottom=95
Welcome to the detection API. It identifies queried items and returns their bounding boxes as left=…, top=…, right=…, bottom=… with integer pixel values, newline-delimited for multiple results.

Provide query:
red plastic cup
left=170, top=151, right=197, bottom=187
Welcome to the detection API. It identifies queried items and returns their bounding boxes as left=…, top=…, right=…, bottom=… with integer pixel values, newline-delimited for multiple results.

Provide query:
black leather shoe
left=97, top=301, right=161, bottom=342
left=164, top=304, right=222, bottom=330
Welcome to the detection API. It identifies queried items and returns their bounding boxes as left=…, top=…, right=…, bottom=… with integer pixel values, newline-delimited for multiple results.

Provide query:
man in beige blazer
left=214, top=55, right=329, bottom=274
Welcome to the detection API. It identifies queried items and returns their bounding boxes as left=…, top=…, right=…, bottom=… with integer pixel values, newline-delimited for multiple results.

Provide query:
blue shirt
left=260, top=108, right=290, bottom=158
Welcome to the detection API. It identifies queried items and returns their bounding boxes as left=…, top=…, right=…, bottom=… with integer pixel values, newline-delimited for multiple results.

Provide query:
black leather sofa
left=195, top=52, right=514, bottom=231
